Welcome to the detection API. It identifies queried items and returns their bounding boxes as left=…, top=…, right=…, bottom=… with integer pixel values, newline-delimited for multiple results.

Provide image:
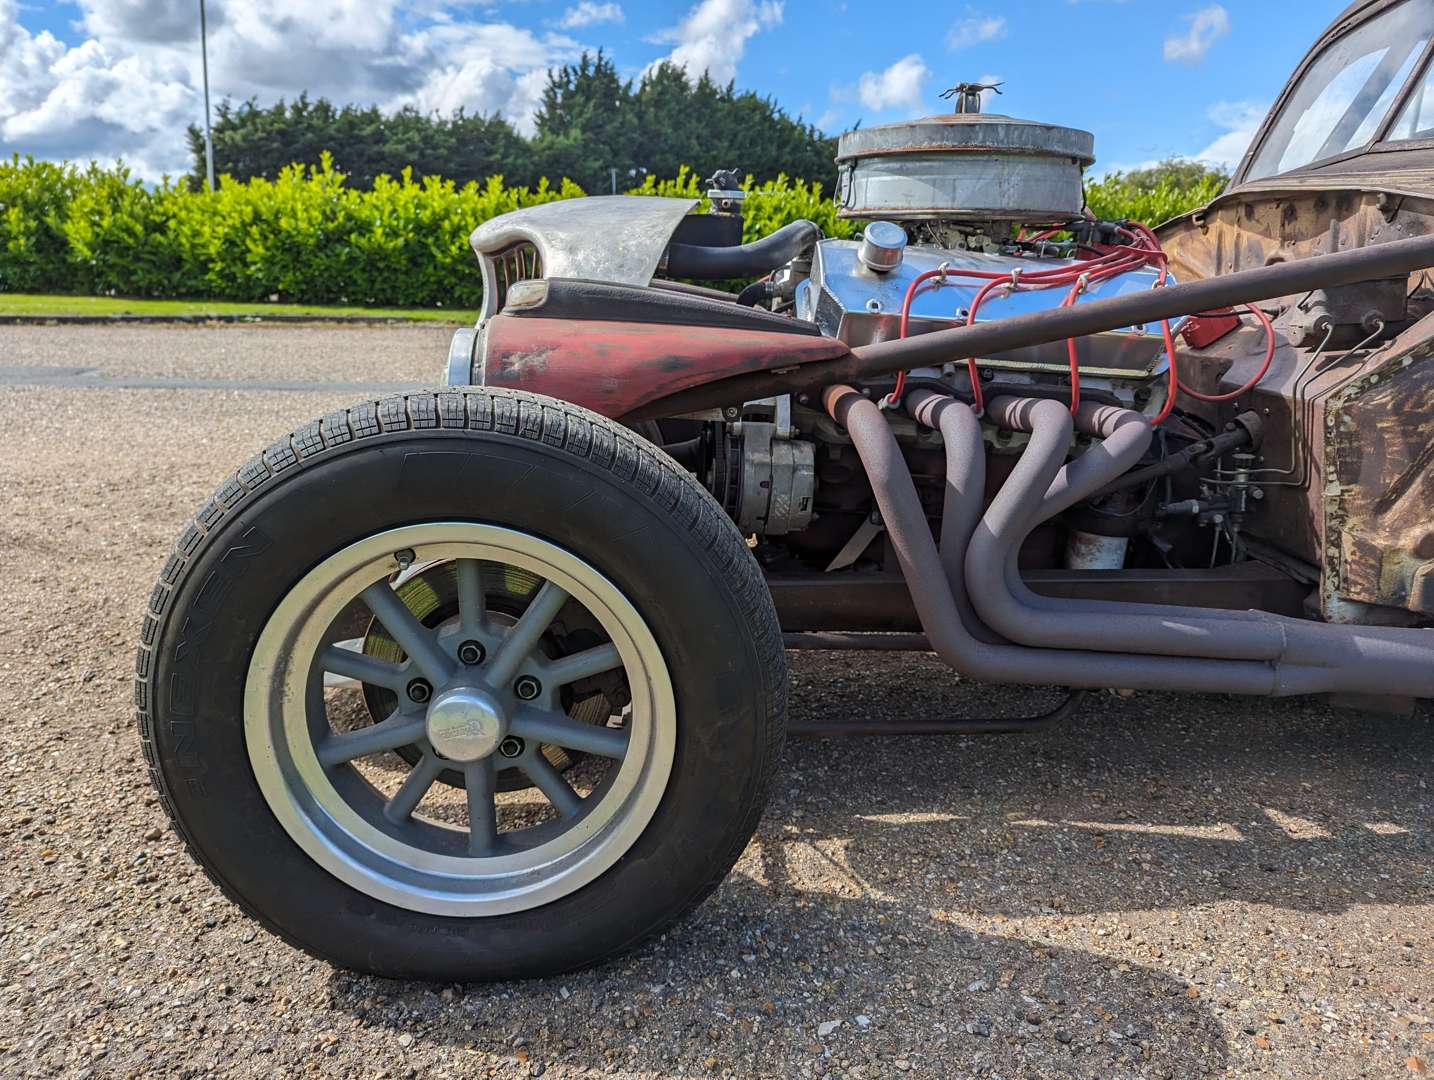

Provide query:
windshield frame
left=1234, top=0, right=1434, bottom=184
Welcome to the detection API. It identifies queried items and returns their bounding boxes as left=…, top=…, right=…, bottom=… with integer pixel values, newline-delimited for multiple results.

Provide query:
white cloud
left=646, top=0, right=783, bottom=85
left=0, top=2, right=197, bottom=177
left=1163, top=4, right=1230, bottom=65
left=557, top=2, right=623, bottom=30
left=947, top=14, right=1006, bottom=51
left=0, top=0, right=582, bottom=178
left=856, top=53, right=930, bottom=113
left=1194, top=99, right=1266, bottom=169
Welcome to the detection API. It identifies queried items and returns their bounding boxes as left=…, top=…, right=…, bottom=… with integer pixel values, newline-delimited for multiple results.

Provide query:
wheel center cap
left=425, top=686, right=508, bottom=762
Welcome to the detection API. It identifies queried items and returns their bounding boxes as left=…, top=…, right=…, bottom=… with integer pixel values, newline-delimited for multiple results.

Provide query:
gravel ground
left=1, top=324, right=1431, bottom=1080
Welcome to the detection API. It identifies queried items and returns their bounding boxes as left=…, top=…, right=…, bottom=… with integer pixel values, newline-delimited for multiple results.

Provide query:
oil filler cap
left=858, top=220, right=907, bottom=273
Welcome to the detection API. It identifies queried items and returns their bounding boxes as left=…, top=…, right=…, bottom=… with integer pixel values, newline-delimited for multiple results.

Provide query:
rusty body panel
left=1166, top=293, right=1434, bottom=622
left=1147, top=4, right=1434, bottom=625
left=1324, top=318, right=1434, bottom=617
left=479, top=314, right=851, bottom=417
left=1158, top=189, right=1434, bottom=285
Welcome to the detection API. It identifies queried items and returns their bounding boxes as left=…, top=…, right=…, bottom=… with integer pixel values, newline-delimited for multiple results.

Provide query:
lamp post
left=199, top=0, right=215, bottom=191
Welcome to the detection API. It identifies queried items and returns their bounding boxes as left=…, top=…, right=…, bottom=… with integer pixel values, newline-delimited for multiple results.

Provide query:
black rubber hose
left=660, top=437, right=702, bottom=470
left=1093, top=421, right=1255, bottom=497
left=736, top=280, right=776, bottom=307
left=664, top=220, right=820, bottom=280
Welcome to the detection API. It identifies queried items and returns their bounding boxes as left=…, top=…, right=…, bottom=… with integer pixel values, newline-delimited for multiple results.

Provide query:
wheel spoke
left=541, top=642, right=623, bottom=687
left=486, top=580, right=569, bottom=686
left=521, top=752, right=584, bottom=818
left=360, top=581, right=453, bottom=684
left=318, top=644, right=410, bottom=692
left=464, top=758, right=498, bottom=855
left=455, top=558, right=485, bottom=637
left=511, top=706, right=628, bottom=760
left=317, top=713, right=428, bottom=767
left=383, top=752, right=445, bottom=823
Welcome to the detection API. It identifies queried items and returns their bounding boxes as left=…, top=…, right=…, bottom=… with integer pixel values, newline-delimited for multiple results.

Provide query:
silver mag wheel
left=247, top=522, right=677, bottom=917
left=138, top=389, right=785, bottom=980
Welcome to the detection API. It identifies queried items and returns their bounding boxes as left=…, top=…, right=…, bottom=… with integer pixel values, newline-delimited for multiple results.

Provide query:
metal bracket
left=825, top=513, right=885, bottom=572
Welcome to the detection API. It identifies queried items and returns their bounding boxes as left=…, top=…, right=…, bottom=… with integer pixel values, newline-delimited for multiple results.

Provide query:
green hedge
left=0, top=154, right=585, bottom=308
left=0, top=153, right=1218, bottom=309
left=1084, top=167, right=1227, bottom=226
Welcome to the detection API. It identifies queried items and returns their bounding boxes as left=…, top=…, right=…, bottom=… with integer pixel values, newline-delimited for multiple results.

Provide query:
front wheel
left=136, top=390, right=786, bottom=980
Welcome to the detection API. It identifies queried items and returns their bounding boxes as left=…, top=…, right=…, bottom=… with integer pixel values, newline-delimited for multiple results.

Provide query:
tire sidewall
left=150, top=421, right=776, bottom=980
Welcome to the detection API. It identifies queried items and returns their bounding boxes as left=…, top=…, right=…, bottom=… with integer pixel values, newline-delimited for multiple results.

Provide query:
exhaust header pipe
left=825, top=385, right=1434, bottom=699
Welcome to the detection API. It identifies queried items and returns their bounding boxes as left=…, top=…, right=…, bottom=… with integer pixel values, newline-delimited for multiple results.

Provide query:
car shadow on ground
left=323, top=879, right=1229, bottom=1079
left=773, top=652, right=1434, bottom=922
left=308, top=651, right=1434, bottom=1076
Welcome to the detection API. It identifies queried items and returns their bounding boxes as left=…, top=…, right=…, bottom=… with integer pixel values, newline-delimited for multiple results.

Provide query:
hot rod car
left=138, top=0, right=1434, bottom=980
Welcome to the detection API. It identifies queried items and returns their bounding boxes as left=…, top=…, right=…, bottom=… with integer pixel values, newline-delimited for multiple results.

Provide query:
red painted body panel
left=479, top=314, right=851, bottom=418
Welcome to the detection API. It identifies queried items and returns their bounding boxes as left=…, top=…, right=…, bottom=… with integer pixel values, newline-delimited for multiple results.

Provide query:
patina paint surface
left=479, top=315, right=850, bottom=417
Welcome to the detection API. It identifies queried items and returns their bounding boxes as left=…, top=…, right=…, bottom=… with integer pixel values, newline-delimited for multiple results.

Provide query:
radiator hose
left=664, top=220, right=820, bottom=280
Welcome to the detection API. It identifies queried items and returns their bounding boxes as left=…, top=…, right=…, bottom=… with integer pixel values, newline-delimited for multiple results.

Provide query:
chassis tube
left=828, top=385, right=1434, bottom=697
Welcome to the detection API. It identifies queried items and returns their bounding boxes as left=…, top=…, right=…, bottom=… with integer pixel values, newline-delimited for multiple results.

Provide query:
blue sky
left=3, top=1, right=1350, bottom=179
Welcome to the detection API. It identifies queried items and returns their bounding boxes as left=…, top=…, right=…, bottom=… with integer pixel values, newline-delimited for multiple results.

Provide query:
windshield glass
left=1247, top=0, right=1431, bottom=180
left=1390, top=61, right=1434, bottom=139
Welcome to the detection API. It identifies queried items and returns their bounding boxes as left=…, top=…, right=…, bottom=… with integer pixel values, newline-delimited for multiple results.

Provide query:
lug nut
left=406, top=678, right=432, bottom=704
left=514, top=675, right=542, bottom=700
left=498, top=737, right=525, bottom=759
left=457, top=640, right=485, bottom=665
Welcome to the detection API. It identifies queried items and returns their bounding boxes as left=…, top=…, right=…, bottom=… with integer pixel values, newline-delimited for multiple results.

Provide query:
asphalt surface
left=1, top=324, right=1431, bottom=1079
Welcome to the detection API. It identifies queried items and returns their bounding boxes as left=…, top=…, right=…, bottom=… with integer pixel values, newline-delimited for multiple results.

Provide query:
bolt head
left=457, top=640, right=485, bottom=665
left=514, top=675, right=542, bottom=701
left=406, top=678, right=432, bottom=704
left=498, top=736, right=524, bottom=759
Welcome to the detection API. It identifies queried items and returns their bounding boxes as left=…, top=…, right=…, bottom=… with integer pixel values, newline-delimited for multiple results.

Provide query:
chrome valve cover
left=795, top=238, right=1182, bottom=379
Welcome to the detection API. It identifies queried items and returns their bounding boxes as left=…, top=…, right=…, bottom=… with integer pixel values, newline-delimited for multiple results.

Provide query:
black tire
left=135, top=388, right=787, bottom=981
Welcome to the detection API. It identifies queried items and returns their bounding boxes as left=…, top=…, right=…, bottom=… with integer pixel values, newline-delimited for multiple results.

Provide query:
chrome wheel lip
left=245, top=522, right=677, bottom=918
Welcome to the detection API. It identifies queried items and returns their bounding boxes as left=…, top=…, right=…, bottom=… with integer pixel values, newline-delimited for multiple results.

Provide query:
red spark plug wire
left=889, top=268, right=988, bottom=414
left=1120, top=221, right=1278, bottom=414
left=1176, top=302, right=1276, bottom=402
left=884, top=221, right=1245, bottom=424
left=888, top=247, right=1143, bottom=411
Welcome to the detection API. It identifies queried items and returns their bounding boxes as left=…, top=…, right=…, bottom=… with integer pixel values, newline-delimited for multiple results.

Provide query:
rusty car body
left=137, top=0, right=1434, bottom=980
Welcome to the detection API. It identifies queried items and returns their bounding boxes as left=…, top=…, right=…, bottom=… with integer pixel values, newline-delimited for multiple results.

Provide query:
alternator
left=705, top=399, right=816, bottom=537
